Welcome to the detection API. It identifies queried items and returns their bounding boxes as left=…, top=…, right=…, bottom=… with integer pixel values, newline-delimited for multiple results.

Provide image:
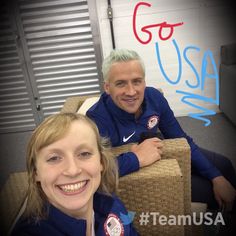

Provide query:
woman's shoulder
left=11, top=206, right=87, bottom=236
left=11, top=216, right=43, bottom=236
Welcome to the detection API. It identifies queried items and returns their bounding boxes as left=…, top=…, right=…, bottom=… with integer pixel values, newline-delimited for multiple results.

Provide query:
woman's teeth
left=59, top=181, right=87, bottom=193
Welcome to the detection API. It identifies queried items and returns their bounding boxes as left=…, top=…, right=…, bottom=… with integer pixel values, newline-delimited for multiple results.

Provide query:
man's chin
left=119, top=103, right=140, bottom=114
left=122, top=107, right=138, bottom=114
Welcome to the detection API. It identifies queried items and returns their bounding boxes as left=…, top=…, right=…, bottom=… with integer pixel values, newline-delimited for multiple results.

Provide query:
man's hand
left=212, top=176, right=236, bottom=211
left=130, top=137, right=163, bottom=168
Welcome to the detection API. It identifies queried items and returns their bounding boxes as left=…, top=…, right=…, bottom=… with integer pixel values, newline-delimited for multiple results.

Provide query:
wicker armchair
left=0, top=140, right=190, bottom=236
left=0, top=95, right=191, bottom=236
left=61, top=95, right=192, bottom=235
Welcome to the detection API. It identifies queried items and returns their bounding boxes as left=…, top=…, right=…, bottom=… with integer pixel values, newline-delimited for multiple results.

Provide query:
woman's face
left=35, top=120, right=103, bottom=218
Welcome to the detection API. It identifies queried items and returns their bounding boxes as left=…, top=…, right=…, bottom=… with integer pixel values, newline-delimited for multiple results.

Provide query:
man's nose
left=125, top=83, right=136, bottom=96
left=63, top=158, right=82, bottom=176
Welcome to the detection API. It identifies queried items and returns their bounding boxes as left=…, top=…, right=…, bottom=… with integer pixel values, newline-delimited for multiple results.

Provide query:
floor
left=177, top=113, right=236, bottom=170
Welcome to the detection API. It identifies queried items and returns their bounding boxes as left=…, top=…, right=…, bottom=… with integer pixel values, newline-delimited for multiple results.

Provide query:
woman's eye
left=47, top=155, right=61, bottom=163
left=79, top=152, right=92, bottom=158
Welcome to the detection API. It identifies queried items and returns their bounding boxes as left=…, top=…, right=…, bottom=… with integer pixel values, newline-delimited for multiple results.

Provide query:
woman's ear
left=99, top=154, right=104, bottom=172
left=35, top=169, right=40, bottom=182
left=100, top=162, right=104, bottom=172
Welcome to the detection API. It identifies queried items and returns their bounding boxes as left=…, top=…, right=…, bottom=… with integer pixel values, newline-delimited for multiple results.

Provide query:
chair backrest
left=61, top=94, right=100, bottom=113
left=0, top=172, right=28, bottom=236
left=77, top=96, right=99, bottom=115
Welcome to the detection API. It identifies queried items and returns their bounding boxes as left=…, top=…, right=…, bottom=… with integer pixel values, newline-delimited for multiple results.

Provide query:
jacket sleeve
left=87, top=111, right=140, bottom=176
left=157, top=92, right=221, bottom=180
left=117, top=152, right=140, bottom=177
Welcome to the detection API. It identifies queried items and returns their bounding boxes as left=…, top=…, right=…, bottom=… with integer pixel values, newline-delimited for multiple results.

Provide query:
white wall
left=95, top=0, right=235, bottom=119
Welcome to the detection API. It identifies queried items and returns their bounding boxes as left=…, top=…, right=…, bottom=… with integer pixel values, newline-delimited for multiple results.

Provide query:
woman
left=11, top=113, right=138, bottom=236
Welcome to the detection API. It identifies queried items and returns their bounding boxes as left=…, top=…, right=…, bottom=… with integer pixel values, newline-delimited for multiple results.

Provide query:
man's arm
left=212, top=176, right=236, bottom=210
left=87, top=110, right=162, bottom=176
left=156, top=91, right=221, bottom=179
left=87, top=110, right=139, bottom=176
left=116, top=152, right=139, bottom=177
left=156, top=92, right=236, bottom=208
left=130, top=137, right=163, bottom=168
left=92, top=119, right=163, bottom=176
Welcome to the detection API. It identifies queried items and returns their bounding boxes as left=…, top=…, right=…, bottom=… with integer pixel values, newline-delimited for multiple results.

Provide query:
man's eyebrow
left=114, top=80, right=126, bottom=83
left=131, top=77, right=144, bottom=81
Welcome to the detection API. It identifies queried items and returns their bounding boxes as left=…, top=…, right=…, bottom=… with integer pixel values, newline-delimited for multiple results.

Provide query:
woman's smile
left=57, top=180, right=89, bottom=195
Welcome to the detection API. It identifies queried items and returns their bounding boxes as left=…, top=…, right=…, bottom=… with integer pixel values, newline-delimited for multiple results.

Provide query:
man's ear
left=103, top=82, right=110, bottom=94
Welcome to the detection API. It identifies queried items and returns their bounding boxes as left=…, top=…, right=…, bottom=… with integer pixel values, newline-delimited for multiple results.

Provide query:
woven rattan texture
left=118, top=159, right=184, bottom=235
left=112, top=139, right=190, bottom=235
left=112, top=138, right=191, bottom=216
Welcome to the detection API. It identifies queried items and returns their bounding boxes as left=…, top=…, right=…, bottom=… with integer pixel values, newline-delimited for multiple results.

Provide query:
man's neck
left=135, top=106, right=142, bottom=119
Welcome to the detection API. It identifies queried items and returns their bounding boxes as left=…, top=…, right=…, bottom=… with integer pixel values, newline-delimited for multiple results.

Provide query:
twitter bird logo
left=120, top=211, right=136, bottom=225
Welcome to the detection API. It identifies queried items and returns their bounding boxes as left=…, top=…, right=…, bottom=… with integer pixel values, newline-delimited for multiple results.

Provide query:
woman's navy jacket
left=11, top=192, right=139, bottom=236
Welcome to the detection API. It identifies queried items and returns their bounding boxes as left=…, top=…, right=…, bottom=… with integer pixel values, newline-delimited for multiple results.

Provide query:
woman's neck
left=65, top=198, right=94, bottom=236
left=86, top=210, right=94, bottom=236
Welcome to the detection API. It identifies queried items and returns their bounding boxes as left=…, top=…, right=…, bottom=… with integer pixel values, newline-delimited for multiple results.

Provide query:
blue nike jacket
left=87, top=87, right=221, bottom=180
left=11, top=192, right=138, bottom=236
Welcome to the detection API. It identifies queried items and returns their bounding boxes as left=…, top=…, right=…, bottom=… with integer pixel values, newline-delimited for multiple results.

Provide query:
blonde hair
left=25, top=113, right=118, bottom=219
left=102, top=49, right=145, bottom=81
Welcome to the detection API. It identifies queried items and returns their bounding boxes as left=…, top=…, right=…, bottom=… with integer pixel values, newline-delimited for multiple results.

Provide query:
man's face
left=104, top=60, right=146, bottom=116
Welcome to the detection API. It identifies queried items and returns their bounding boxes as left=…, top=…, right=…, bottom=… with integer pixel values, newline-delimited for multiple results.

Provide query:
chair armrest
left=162, top=138, right=191, bottom=217
left=112, top=138, right=190, bottom=235
left=117, top=159, right=184, bottom=235
left=112, top=138, right=191, bottom=216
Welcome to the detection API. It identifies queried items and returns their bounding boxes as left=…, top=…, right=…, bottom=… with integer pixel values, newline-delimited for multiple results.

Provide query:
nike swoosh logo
left=123, top=131, right=136, bottom=143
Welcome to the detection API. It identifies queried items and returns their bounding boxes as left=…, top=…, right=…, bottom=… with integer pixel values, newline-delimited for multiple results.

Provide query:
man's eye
left=115, top=82, right=125, bottom=87
left=133, top=79, right=142, bottom=85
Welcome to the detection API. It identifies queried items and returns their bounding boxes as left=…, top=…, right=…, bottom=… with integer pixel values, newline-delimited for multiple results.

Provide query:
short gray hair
left=102, top=49, right=145, bottom=81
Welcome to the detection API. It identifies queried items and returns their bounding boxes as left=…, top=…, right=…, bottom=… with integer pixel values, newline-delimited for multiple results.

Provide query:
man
left=87, top=49, right=236, bottom=211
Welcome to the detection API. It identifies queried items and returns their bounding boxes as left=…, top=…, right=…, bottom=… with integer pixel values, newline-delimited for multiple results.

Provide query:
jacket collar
left=103, top=87, right=156, bottom=121
left=104, top=93, right=141, bottom=120
left=93, top=192, right=114, bottom=217
left=48, top=204, right=87, bottom=236
left=46, top=192, right=115, bottom=235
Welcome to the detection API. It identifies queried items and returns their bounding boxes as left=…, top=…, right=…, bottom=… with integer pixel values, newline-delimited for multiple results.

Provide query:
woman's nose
left=63, top=158, right=82, bottom=176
